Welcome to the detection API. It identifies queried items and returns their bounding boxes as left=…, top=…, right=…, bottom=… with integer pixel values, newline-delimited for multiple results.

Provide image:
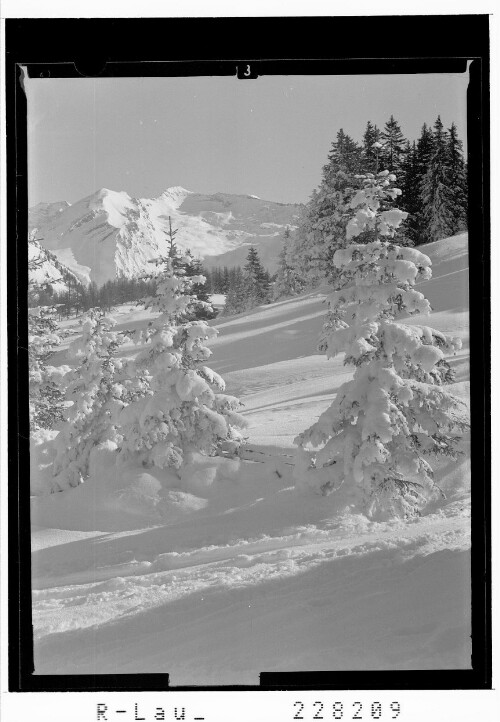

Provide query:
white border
left=0, top=0, right=496, bottom=19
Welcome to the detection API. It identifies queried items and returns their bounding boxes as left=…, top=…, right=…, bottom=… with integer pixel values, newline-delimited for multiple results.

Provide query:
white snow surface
left=209, top=293, right=226, bottom=307
left=50, top=248, right=92, bottom=286
left=31, top=234, right=471, bottom=683
left=28, top=237, right=87, bottom=293
left=28, top=241, right=67, bottom=295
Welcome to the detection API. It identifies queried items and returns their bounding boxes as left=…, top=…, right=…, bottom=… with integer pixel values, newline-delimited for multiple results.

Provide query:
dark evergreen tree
left=243, top=246, right=271, bottom=306
left=223, top=267, right=247, bottom=316
left=325, top=128, right=363, bottom=177
left=416, top=122, right=435, bottom=177
left=362, top=121, right=382, bottom=172
left=87, top=281, right=100, bottom=309
left=401, top=123, right=435, bottom=245
left=209, top=267, right=220, bottom=293
left=421, top=116, right=455, bottom=242
left=228, top=266, right=239, bottom=291
left=445, top=122, right=468, bottom=234
left=222, top=266, right=230, bottom=293
left=400, top=141, right=422, bottom=244
left=57, top=274, right=85, bottom=317
left=203, top=268, right=213, bottom=294
left=101, top=281, right=114, bottom=312
left=380, top=115, right=407, bottom=175
left=291, top=129, right=362, bottom=288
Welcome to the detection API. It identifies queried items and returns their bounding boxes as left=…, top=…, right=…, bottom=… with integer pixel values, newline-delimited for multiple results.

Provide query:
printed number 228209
left=293, top=701, right=402, bottom=720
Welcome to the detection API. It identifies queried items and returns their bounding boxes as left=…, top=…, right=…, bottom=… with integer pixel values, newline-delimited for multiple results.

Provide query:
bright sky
left=26, top=73, right=468, bottom=206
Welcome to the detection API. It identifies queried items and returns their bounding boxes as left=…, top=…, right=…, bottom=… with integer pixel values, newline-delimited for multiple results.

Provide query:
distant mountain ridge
left=29, top=187, right=302, bottom=286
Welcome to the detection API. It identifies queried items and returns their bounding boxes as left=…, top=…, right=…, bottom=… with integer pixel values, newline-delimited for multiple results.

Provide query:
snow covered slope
left=28, top=235, right=87, bottom=294
left=31, top=233, right=471, bottom=684
left=29, top=188, right=301, bottom=286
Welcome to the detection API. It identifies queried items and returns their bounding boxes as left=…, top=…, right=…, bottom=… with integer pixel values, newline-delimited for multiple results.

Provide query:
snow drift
left=30, top=232, right=471, bottom=683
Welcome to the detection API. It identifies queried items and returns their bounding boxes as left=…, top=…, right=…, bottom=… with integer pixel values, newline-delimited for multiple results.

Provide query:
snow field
left=31, top=233, right=471, bottom=682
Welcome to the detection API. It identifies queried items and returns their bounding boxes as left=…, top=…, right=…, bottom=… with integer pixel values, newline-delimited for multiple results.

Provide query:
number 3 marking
left=244, top=64, right=251, bottom=76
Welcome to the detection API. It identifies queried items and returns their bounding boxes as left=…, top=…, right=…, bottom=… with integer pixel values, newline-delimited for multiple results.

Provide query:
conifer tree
left=227, top=266, right=239, bottom=291
left=380, top=115, right=407, bottom=176
left=243, top=246, right=271, bottom=306
left=421, top=116, right=455, bottom=242
left=184, top=253, right=216, bottom=320
left=274, top=227, right=302, bottom=299
left=28, top=306, right=65, bottom=431
left=445, top=122, right=468, bottom=233
left=117, top=224, right=245, bottom=470
left=400, top=123, right=435, bottom=245
left=28, top=233, right=66, bottom=430
left=51, top=309, right=126, bottom=490
left=294, top=171, right=468, bottom=518
left=362, top=121, right=382, bottom=172
left=416, top=122, right=435, bottom=177
left=222, top=267, right=230, bottom=293
left=400, top=141, right=423, bottom=244
left=223, top=267, right=247, bottom=316
left=326, top=129, right=363, bottom=175
left=291, top=129, right=362, bottom=287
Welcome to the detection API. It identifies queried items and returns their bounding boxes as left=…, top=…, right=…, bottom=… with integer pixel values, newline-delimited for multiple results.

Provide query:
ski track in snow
left=32, top=505, right=471, bottom=682
left=31, top=233, right=472, bottom=682
left=33, top=513, right=469, bottom=624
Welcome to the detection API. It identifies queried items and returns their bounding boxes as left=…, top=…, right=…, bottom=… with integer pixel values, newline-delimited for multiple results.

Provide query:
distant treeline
left=273, top=115, right=468, bottom=297
left=30, top=277, right=158, bottom=317
left=29, top=247, right=276, bottom=319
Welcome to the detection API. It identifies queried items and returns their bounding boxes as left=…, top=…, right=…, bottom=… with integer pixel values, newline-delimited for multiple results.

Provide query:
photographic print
left=26, top=70, right=473, bottom=685
left=5, top=15, right=489, bottom=695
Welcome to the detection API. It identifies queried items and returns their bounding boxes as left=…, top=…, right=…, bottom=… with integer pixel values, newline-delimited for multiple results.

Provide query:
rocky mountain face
left=29, top=188, right=302, bottom=286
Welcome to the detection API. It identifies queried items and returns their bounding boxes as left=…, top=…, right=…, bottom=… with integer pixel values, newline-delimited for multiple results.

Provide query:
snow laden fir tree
left=294, top=171, right=469, bottom=518
left=52, top=309, right=125, bottom=490
left=28, top=233, right=66, bottom=432
left=118, top=226, right=246, bottom=471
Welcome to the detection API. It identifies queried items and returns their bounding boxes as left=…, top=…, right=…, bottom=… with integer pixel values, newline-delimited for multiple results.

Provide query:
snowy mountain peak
left=158, top=186, right=192, bottom=206
left=30, top=187, right=302, bottom=286
left=93, top=189, right=135, bottom=229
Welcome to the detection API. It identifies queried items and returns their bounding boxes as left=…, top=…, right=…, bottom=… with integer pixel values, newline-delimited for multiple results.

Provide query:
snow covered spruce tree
left=28, top=305, right=65, bottom=431
left=51, top=309, right=126, bottom=490
left=294, top=171, right=469, bottom=518
left=28, top=233, right=66, bottom=431
left=183, top=253, right=217, bottom=321
left=274, top=226, right=303, bottom=300
left=117, top=229, right=246, bottom=471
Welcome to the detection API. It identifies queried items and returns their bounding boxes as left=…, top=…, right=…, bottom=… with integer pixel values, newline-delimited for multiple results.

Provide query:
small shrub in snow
left=52, top=309, right=125, bottom=490
left=295, top=172, right=469, bottom=518
left=118, top=237, right=246, bottom=471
